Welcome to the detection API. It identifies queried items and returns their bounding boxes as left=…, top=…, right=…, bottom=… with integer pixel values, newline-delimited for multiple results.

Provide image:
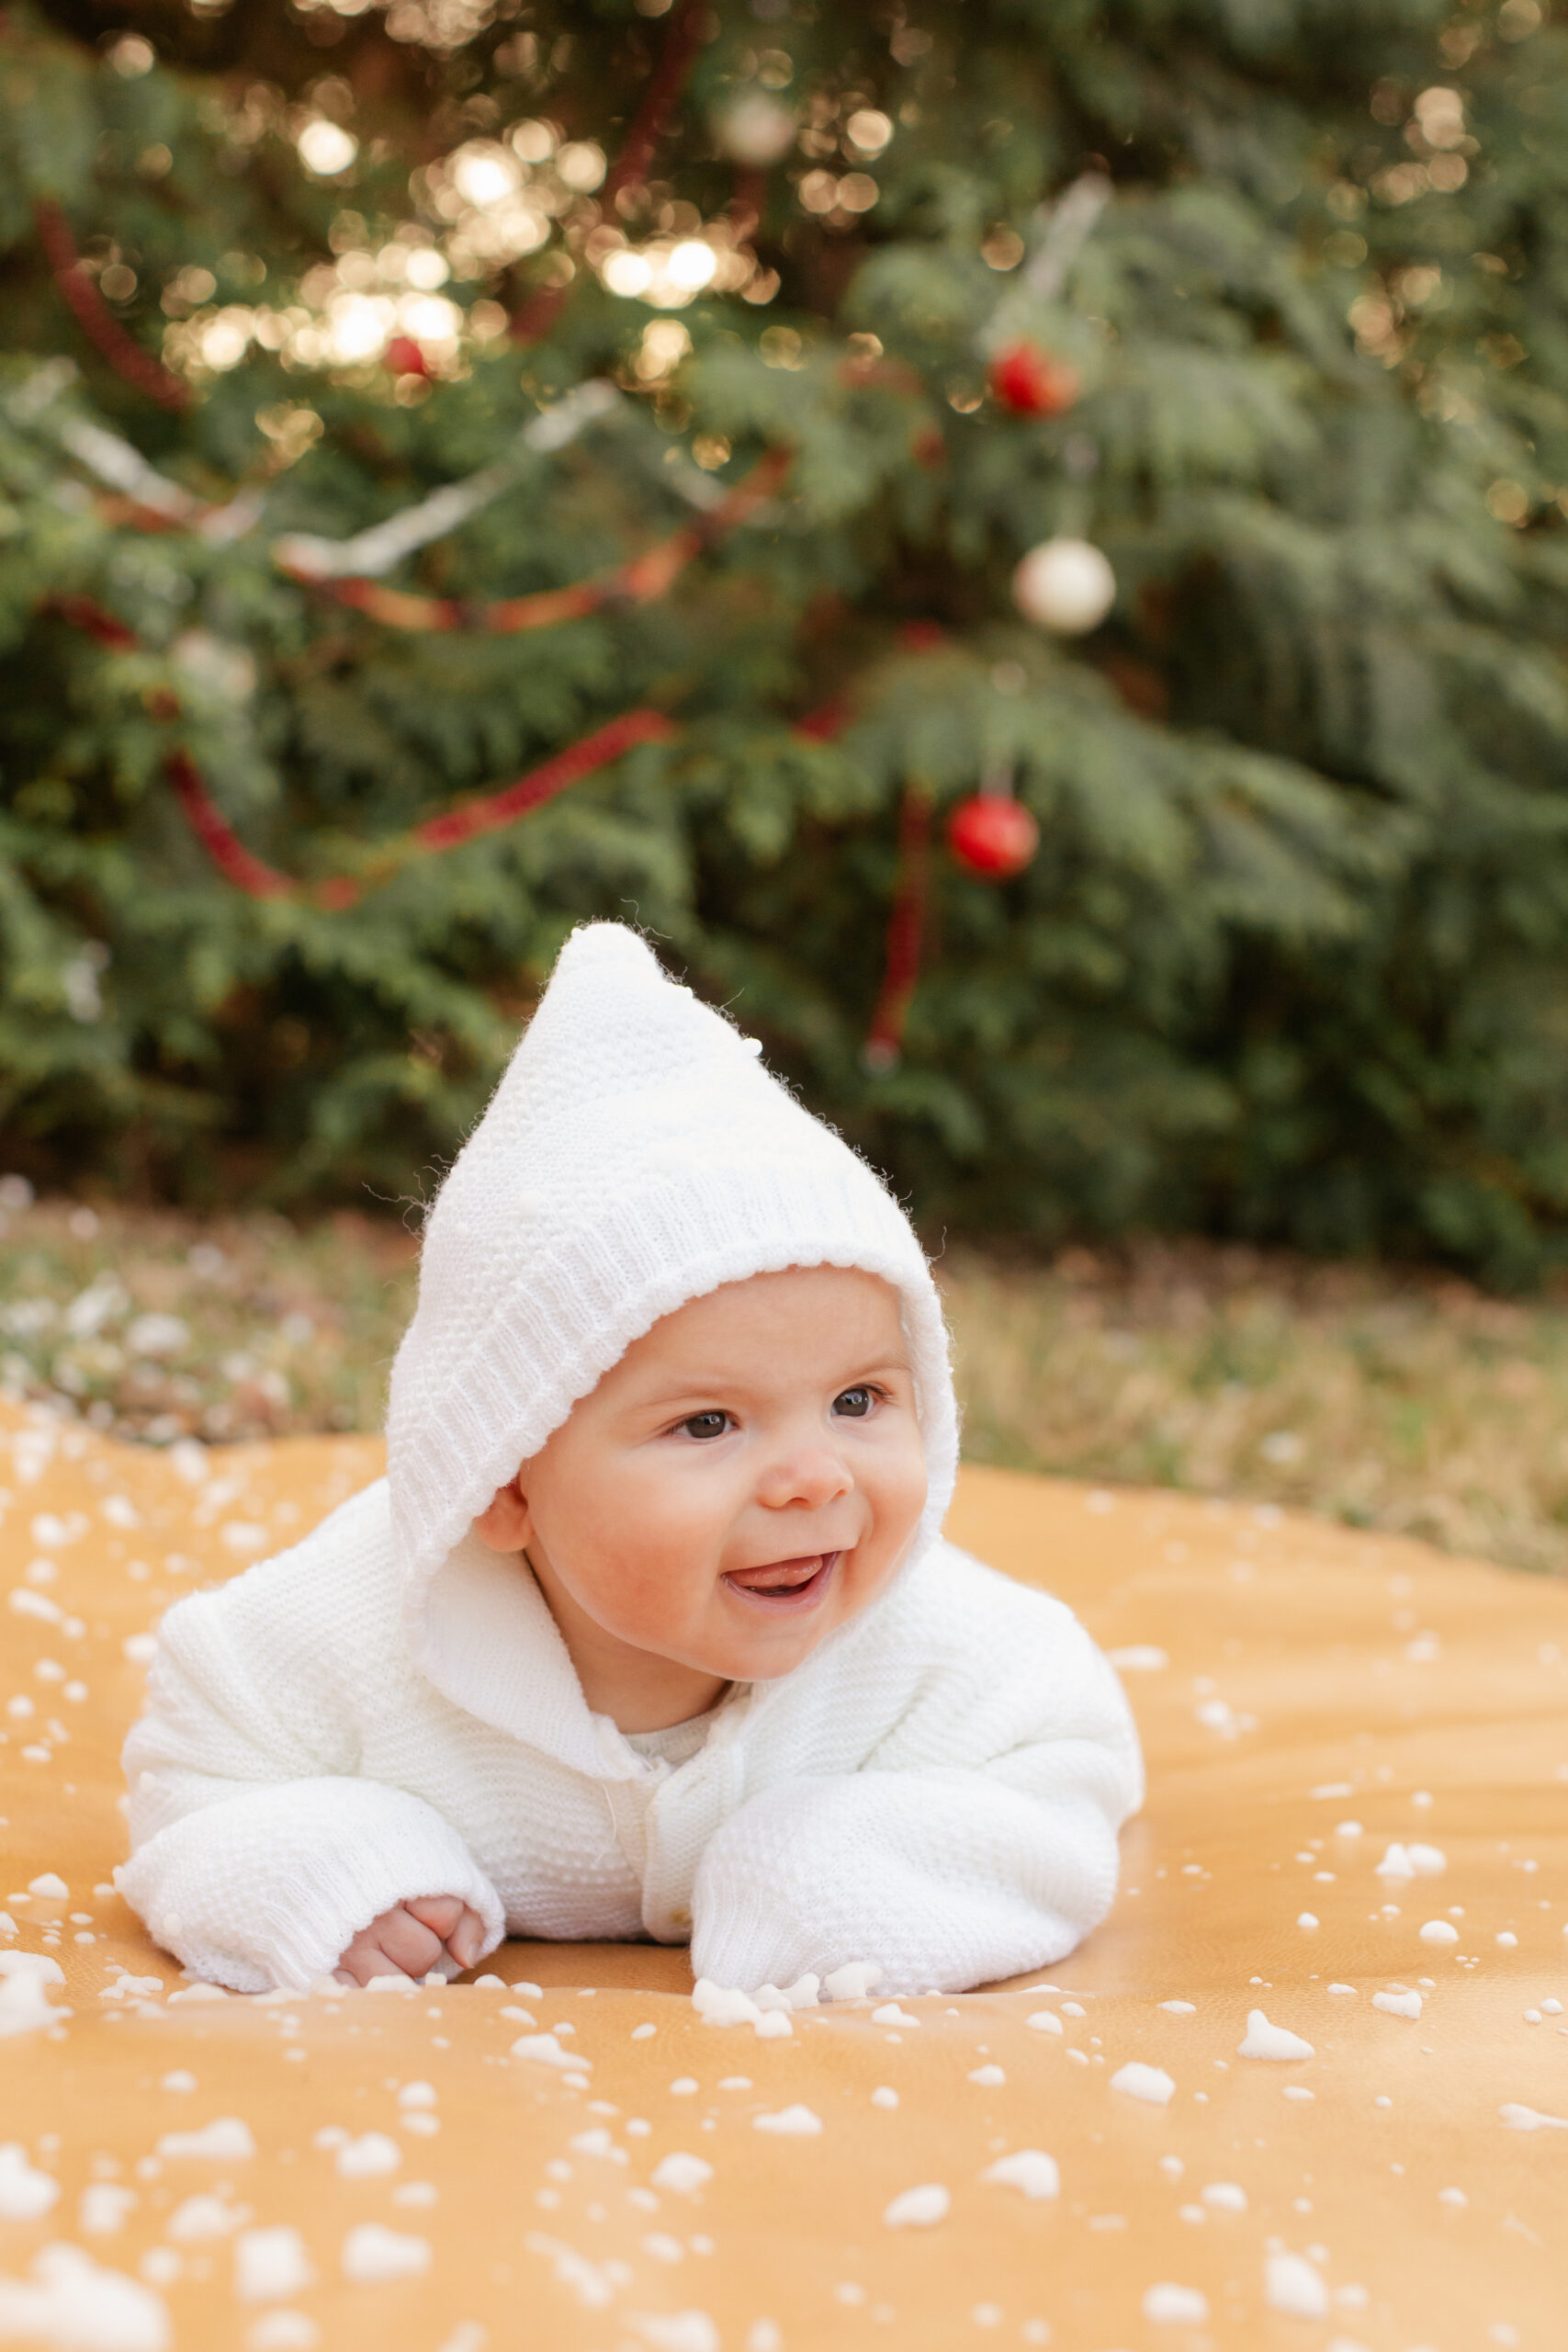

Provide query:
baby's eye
left=679, top=1410, right=731, bottom=1442
left=833, top=1386, right=875, bottom=1419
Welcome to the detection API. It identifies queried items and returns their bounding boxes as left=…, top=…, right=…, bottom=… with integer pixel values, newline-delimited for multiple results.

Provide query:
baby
left=119, top=923, right=1142, bottom=1996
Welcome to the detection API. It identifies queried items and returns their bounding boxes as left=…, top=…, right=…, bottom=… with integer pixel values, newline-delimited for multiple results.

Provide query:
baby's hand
left=333, top=1894, right=488, bottom=1987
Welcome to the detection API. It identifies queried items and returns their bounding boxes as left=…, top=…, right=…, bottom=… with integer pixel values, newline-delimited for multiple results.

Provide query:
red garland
left=164, top=711, right=676, bottom=909
left=33, top=200, right=191, bottom=413
left=863, top=783, right=933, bottom=1073
left=292, top=447, right=792, bottom=634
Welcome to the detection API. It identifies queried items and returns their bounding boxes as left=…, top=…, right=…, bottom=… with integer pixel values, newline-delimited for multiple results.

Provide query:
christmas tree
left=3, top=0, right=1568, bottom=1277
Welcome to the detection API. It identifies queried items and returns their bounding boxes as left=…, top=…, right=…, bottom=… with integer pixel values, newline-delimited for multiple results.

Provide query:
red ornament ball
left=988, top=342, right=1081, bottom=418
left=947, top=793, right=1040, bottom=879
left=386, top=334, right=430, bottom=379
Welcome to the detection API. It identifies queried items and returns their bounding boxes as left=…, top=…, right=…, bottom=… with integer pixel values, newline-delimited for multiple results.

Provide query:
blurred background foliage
left=4, top=0, right=1568, bottom=1279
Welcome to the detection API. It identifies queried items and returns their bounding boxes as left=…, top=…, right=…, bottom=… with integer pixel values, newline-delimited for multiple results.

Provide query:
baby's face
left=475, top=1265, right=927, bottom=1692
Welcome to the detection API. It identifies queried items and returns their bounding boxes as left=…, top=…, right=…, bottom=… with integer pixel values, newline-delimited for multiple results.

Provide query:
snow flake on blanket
left=1236, top=2011, right=1314, bottom=2061
left=882, top=2183, right=950, bottom=2229
left=0, top=2245, right=169, bottom=2352
left=155, top=2119, right=256, bottom=2161
left=234, top=2226, right=314, bottom=2301
left=1264, top=2249, right=1329, bottom=2320
left=1144, top=2282, right=1209, bottom=2324
left=1110, top=2063, right=1175, bottom=2105
left=341, top=2224, right=430, bottom=2283
left=981, top=2150, right=1059, bottom=2200
left=0, top=2143, right=59, bottom=2221
left=651, top=2154, right=713, bottom=2196
left=524, top=2233, right=632, bottom=2308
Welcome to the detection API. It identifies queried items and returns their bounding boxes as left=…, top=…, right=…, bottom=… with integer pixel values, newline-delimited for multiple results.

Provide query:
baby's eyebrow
left=630, top=1356, right=911, bottom=1408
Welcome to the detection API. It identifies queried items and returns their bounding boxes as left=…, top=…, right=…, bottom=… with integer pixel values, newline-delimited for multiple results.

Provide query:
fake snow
left=164, top=2195, right=245, bottom=2242
left=1375, top=1845, right=1415, bottom=1880
left=968, top=2066, right=1006, bottom=2087
left=1407, top=1844, right=1446, bottom=1874
left=510, top=2033, right=589, bottom=2072
left=625, top=2314, right=719, bottom=2352
left=334, top=2133, right=400, bottom=2179
left=980, top=2151, right=1058, bottom=2200
left=822, top=1963, right=879, bottom=2001
left=246, top=2317, right=318, bottom=2352
left=0, top=2245, right=169, bottom=2352
left=79, top=2186, right=137, bottom=2236
left=524, top=2233, right=632, bottom=2310
left=692, top=1982, right=760, bottom=2030
left=28, top=1875, right=67, bottom=1900
left=1143, top=2283, right=1209, bottom=2324
left=1265, top=2250, right=1330, bottom=2320
left=882, top=2184, right=950, bottom=2229
left=753, top=2011, right=792, bottom=2041
left=1372, top=1991, right=1423, bottom=2020
left=0, top=2143, right=60, bottom=2221
left=870, top=2004, right=919, bottom=2029
left=155, top=2119, right=256, bottom=2161
left=340, top=2224, right=430, bottom=2284
left=1201, top=2183, right=1247, bottom=2212
left=752, top=2107, right=822, bottom=2137
left=651, top=2154, right=712, bottom=2196
left=1499, top=2104, right=1568, bottom=2131
left=1025, top=2011, right=1064, bottom=2036
left=0, top=1963, right=68, bottom=2041
left=870, top=2088, right=898, bottom=2109
left=1297, top=1914, right=1319, bottom=1930
left=396, top=2082, right=437, bottom=2109
left=1419, top=1921, right=1460, bottom=1945
left=1110, top=2064, right=1175, bottom=2106
left=1237, top=2011, right=1314, bottom=2061
left=1158, top=2002, right=1196, bottom=2016
left=233, top=2227, right=314, bottom=2301
left=1328, top=1984, right=1357, bottom=1997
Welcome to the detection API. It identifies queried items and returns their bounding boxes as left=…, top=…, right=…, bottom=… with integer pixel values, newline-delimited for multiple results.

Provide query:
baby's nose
left=757, top=1445, right=852, bottom=1509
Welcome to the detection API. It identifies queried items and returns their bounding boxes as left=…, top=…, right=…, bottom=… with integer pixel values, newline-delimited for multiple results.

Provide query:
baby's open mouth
left=722, top=1552, right=840, bottom=1608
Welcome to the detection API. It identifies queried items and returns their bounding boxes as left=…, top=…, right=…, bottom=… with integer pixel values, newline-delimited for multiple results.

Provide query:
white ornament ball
left=1012, top=537, right=1116, bottom=635
left=715, top=92, right=798, bottom=167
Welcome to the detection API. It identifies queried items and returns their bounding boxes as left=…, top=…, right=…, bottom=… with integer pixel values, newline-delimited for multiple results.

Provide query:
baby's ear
left=472, top=1476, right=531, bottom=1553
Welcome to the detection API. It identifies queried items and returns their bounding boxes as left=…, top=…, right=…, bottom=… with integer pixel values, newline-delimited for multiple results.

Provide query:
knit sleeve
left=689, top=1580, right=1142, bottom=1996
left=118, top=1578, right=505, bottom=1995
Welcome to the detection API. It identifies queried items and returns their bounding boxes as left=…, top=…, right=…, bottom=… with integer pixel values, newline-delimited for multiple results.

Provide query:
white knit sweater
left=119, top=1478, right=1143, bottom=1996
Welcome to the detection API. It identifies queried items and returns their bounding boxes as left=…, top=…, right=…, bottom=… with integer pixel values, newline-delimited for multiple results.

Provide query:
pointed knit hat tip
left=385, top=919, right=960, bottom=1605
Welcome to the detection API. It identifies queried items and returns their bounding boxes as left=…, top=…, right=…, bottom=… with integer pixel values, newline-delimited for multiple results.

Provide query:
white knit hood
left=386, top=922, right=960, bottom=1691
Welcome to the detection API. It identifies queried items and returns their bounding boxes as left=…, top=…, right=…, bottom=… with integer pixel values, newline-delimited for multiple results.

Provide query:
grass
left=2, top=1189, right=1567, bottom=1575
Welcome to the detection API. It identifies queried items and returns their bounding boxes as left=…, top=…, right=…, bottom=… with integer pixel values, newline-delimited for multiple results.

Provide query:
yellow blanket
left=2, top=1401, right=1563, bottom=2348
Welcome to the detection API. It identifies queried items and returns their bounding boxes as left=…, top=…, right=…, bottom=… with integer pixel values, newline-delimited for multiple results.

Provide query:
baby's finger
left=404, top=1894, right=465, bottom=1940
left=446, top=1906, right=488, bottom=1971
left=369, top=1907, right=446, bottom=1979
left=334, top=1929, right=401, bottom=1989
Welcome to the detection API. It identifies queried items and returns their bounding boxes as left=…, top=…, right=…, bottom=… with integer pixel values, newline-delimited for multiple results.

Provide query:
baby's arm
left=690, top=1569, right=1142, bottom=1997
left=119, top=1555, right=505, bottom=1993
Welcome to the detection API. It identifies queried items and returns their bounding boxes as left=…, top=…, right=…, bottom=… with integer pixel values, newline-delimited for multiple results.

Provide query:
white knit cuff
left=118, top=1776, right=507, bottom=1993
